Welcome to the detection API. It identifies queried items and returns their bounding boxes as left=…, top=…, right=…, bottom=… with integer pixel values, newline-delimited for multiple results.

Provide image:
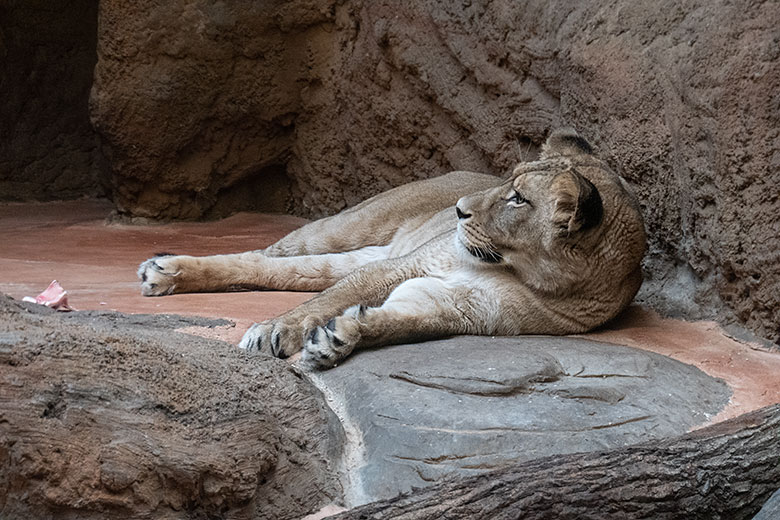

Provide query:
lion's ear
left=550, top=170, right=603, bottom=235
left=541, top=127, right=594, bottom=159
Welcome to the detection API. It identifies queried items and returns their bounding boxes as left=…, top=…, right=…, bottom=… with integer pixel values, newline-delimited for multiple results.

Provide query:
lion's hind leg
left=262, top=171, right=494, bottom=257
left=138, top=245, right=391, bottom=296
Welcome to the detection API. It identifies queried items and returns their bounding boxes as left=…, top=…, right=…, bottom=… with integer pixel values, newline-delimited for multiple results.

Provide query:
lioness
left=138, top=128, right=646, bottom=369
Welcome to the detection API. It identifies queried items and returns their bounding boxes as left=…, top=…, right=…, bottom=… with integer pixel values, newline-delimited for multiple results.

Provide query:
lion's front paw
left=138, top=254, right=180, bottom=296
left=301, top=305, right=364, bottom=370
left=239, top=319, right=304, bottom=359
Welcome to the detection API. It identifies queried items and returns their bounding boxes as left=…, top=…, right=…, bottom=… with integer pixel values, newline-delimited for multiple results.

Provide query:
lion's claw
left=239, top=320, right=302, bottom=359
left=301, top=306, right=364, bottom=369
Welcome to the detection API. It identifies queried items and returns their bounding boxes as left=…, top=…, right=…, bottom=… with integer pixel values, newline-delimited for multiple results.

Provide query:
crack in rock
left=388, top=367, right=563, bottom=397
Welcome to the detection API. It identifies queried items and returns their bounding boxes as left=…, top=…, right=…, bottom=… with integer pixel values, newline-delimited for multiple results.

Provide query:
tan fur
left=138, top=128, right=646, bottom=369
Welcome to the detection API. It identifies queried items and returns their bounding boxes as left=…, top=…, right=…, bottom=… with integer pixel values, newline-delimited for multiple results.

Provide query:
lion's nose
left=456, top=205, right=471, bottom=220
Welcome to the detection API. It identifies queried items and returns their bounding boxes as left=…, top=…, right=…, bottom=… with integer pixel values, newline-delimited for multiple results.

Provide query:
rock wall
left=0, top=0, right=106, bottom=201
left=89, top=0, right=334, bottom=219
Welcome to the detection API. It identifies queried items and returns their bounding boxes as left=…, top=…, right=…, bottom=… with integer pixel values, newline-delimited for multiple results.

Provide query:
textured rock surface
left=0, top=294, right=343, bottom=519
left=0, top=0, right=106, bottom=201
left=90, top=0, right=780, bottom=344
left=89, top=0, right=337, bottom=219
left=311, top=336, right=730, bottom=505
left=333, top=404, right=780, bottom=519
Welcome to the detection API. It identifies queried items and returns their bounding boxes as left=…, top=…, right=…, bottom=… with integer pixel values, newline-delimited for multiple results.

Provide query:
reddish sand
left=0, top=199, right=314, bottom=345
left=588, top=309, right=780, bottom=425
left=1, top=199, right=778, bottom=425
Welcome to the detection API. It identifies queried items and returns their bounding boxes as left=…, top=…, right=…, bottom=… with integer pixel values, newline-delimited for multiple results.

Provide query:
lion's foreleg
left=237, top=254, right=428, bottom=358
left=137, top=246, right=390, bottom=296
left=301, top=277, right=479, bottom=369
left=237, top=235, right=460, bottom=359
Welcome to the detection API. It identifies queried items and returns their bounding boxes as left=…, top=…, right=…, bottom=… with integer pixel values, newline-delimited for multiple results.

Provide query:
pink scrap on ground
left=22, top=280, right=74, bottom=311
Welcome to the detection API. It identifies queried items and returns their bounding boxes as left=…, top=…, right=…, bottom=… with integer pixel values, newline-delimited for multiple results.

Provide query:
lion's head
left=455, top=128, right=646, bottom=323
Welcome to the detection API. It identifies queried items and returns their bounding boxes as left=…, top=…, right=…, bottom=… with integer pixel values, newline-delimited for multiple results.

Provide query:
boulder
left=310, top=336, right=730, bottom=505
left=0, top=294, right=343, bottom=519
left=333, top=404, right=780, bottom=519
left=753, top=488, right=780, bottom=520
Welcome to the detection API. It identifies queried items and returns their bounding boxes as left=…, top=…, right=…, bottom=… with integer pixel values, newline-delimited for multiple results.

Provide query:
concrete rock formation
left=0, top=291, right=734, bottom=516
left=0, top=295, right=343, bottom=519
left=88, top=0, right=780, bottom=344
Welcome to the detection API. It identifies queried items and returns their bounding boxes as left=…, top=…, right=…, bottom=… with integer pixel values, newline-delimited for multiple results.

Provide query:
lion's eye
left=507, top=191, right=528, bottom=207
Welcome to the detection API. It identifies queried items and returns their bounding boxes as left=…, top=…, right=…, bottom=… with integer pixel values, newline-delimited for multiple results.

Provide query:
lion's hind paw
left=138, top=255, right=179, bottom=296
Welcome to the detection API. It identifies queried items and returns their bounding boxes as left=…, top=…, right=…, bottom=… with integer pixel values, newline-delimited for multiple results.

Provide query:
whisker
left=467, top=245, right=503, bottom=264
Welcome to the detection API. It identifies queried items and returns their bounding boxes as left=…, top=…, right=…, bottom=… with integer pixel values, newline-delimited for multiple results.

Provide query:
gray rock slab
left=309, top=336, right=731, bottom=506
left=753, top=488, right=780, bottom=520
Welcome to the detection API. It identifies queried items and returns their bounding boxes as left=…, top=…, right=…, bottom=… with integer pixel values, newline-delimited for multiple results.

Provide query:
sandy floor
left=1, top=199, right=778, bottom=426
